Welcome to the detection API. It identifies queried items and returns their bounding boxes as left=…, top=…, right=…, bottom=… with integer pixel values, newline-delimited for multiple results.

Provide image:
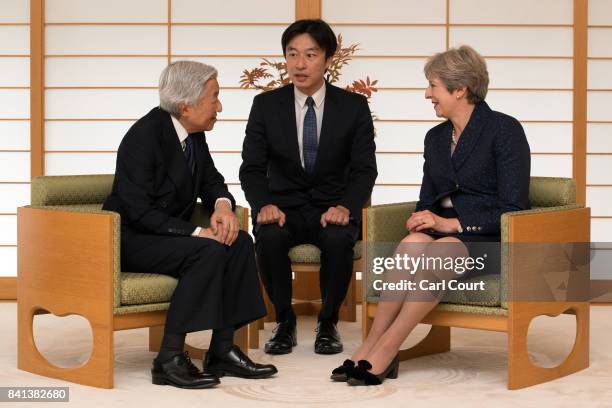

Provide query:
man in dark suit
left=103, top=61, right=276, bottom=389
left=239, top=20, right=377, bottom=355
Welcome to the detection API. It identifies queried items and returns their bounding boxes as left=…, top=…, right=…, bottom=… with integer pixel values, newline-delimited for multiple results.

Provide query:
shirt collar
left=170, top=114, right=189, bottom=144
left=294, top=82, right=326, bottom=109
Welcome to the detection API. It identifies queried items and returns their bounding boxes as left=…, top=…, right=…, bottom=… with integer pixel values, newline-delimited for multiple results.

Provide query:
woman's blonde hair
left=424, top=45, right=489, bottom=104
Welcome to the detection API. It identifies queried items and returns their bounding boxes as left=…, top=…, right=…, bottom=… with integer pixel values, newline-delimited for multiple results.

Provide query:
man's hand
left=320, top=205, right=350, bottom=227
left=405, top=210, right=459, bottom=234
left=210, top=201, right=239, bottom=245
left=256, top=204, right=286, bottom=227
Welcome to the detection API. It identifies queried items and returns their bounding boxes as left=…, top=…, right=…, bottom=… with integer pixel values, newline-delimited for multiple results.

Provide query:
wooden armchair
left=361, top=177, right=590, bottom=389
left=17, top=174, right=250, bottom=388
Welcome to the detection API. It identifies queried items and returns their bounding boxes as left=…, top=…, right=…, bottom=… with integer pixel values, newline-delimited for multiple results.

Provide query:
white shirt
left=170, top=115, right=231, bottom=237
left=294, top=83, right=325, bottom=168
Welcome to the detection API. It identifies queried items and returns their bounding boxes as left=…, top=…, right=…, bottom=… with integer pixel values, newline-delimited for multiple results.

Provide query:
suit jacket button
left=455, top=183, right=459, bottom=189
left=466, top=226, right=472, bottom=232
left=477, top=226, right=482, bottom=231
left=160, top=200, right=167, bottom=208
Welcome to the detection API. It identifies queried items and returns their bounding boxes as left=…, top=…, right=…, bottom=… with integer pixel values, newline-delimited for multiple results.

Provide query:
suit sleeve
left=197, top=135, right=235, bottom=211
left=416, top=132, right=437, bottom=212
left=458, top=117, right=531, bottom=235
left=239, top=95, right=273, bottom=214
left=115, top=135, right=197, bottom=236
left=338, top=95, right=378, bottom=217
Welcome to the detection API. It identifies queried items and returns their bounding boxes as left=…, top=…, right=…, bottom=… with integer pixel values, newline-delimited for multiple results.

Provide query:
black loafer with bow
left=347, top=355, right=400, bottom=386
left=330, top=359, right=355, bottom=382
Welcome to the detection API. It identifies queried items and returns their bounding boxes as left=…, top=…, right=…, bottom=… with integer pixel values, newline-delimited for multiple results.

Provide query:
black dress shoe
left=151, top=352, right=220, bottom=389
left=330, top=359, right=355, bottom=382
left=314, top=320, right=343, bottom=354
left=204, top=345, right=278, bottom=379
left=264, top=320, right=297, bottom=355
left=347, top=355, right=400, bottom=386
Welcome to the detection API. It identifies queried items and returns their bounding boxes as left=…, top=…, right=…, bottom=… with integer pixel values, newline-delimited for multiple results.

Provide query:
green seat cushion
left=120, top=272, right=178, bottom=306
left=288, top=241, right=362, bottom=263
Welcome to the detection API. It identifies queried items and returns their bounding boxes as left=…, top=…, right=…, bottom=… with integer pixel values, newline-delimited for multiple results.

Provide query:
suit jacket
left=239, top=82, right=377, bottom=221
left=103, top=107, right=235, bottom=236
left=416, top=101, right=531, bottom=236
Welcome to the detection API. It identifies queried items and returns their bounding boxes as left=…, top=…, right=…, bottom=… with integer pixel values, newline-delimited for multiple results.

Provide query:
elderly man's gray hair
left=159, top=60, right=218, bottom=117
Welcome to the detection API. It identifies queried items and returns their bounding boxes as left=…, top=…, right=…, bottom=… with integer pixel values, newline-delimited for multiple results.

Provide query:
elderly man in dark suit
left=103, top=61, right=276, bottom=389
left=239, top=19, right=377, bottom=355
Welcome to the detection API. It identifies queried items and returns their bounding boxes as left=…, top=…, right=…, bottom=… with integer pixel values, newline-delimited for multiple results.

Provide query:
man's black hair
left=281, top=19, right=337, bottom=59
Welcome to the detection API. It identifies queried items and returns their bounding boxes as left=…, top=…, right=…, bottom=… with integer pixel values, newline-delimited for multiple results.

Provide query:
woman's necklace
left=451, top=127, right=459, bottom=146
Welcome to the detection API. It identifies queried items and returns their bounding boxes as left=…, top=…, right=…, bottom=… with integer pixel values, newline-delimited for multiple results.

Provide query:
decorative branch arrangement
left=239, top=34, right=379, bottom=104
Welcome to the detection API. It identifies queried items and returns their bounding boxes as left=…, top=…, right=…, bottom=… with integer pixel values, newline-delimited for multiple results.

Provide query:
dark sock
left=277, top=308, right=297, bottom=325
left=157, top=331, right=186, bottom=362
left=209, top=327, right=234, bottom=355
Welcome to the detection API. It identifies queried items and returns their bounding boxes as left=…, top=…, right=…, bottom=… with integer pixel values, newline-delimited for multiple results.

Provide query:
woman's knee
left=401, top=232, right=433, bottom=243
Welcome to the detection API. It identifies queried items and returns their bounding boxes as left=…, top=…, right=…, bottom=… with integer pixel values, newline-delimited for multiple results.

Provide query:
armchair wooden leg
left=339, top=261, right=358, bottom=322
left=362, top=304, right=373, bottom=342
left=508, top=302, right=589, bottom=390
left=17, top=305, right=114, bottom=389
left=148, top=325, right=163, bottom=353
left=248, top=320, right=260, bottom=349
left=234, top=325, right=248, bottom=353
left=398, top=325, right=451, bottom=361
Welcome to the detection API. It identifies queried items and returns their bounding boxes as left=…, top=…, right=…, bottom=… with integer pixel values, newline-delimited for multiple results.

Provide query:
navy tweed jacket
left=415, top=101, right=531, bottom=236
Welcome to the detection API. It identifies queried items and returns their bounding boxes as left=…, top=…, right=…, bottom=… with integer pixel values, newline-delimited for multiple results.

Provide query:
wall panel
left=372, top=185, right=420, bottom=205
left=450, top=27, right=573, bottom=57
left=0, top=122, right=30, bottom=150
left=46, top=26, right=168, bottom=55
left=172, top=26, right=284, bottom=55
left=330, top=26, right=446, bottom=56
left=46, top=57, right=167, bottom=87
left=45, top=89, right=158, bottom=119
left=45, top=121, right=132, bottom=151
left=0, top=90, right=30, bottom=119
left=0, top=0, right=29, bottom=280
left=0, top=248, right=17, bottom=277
left=450, top=0, right=573, bottom=24
left=588, top=124, right=612, bottom=153
left=45, top=0, right=167, bottom=22
left=45, top=152, right=116, bottom=175
left=0, top=26, right=30, bottom=55
left=172, top=0, right=294, bottom=23
left=587, top=187, right=612, bottom=217
left=0, top=184, right=30, bottom=213
left=324, top=0, right=446, bottom=23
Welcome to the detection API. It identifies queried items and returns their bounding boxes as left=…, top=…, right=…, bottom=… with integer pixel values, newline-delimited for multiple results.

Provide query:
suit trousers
left=254, top=204, right=358, bottom=324
left=120, top=228, right=266, bottom=334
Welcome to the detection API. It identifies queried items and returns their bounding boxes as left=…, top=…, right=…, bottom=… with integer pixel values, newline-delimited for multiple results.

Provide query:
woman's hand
left=405, top=210, right=460, bottom=234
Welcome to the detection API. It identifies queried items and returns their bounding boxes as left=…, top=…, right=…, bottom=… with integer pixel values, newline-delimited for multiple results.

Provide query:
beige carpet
left=1, top=302, right=611, bottom=407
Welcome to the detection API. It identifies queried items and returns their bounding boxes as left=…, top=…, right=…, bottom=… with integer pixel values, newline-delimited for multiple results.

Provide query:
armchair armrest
left=18, top=205, right=120, bottom=318
left=364, top=201, right=417, bottom=243
left=500, top=204, right=590, bottom=307
left=362, top=201, right=417, bottom=301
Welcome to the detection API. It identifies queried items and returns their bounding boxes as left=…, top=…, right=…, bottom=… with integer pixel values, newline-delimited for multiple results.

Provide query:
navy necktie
left=302, top=96, right=317, bottom=175
left=183, top=134, right=195, bottom=174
